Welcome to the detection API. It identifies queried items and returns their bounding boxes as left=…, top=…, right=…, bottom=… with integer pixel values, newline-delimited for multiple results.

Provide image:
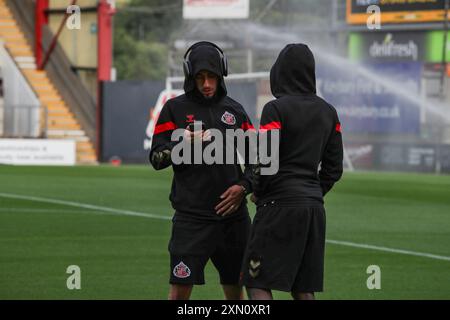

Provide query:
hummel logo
left=186, top=114, right=195, bottom=123
left=249, top=269, right=260, bottom=278
left=250, top=260, right=260, bottom=269
left=249, top=259, right=261, bottom=278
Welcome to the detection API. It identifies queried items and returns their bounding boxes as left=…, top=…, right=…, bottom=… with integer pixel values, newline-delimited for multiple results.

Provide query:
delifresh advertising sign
left=349, top=31, right=450, bottom=65
left=348, top=32, right=426, bottom=62
left=425, top=31, right=450, bottom=63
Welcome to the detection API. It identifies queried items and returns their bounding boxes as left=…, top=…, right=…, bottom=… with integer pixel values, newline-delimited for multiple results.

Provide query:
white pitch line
left=0, top=207, right=99, bottom=214
left=326, top=240, right=450, bottom=262
left=1, top=192, right=449, bottom=262
left=0, top=192, right=172, bottom=221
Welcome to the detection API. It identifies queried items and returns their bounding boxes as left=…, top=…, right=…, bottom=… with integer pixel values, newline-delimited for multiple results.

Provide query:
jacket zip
left=208, top=104, right=214, bottom=129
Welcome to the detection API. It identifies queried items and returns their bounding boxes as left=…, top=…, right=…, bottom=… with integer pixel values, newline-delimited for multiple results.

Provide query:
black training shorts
left=169, top=212, right=250, bottom=285
left=241, top=203, right=326, bottom=293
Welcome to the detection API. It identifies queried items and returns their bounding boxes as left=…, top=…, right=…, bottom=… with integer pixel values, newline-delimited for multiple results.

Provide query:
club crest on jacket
left=221, top=111, right=236, bottom=125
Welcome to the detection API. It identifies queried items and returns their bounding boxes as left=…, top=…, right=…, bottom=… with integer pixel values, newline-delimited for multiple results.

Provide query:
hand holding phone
left=184, top=121, right=206, bottom=143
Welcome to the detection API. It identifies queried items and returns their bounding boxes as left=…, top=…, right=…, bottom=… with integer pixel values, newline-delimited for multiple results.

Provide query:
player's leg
left=241, top=204, right=312, bottom=298
left=211, top=214, right=251, bottom=300
left=247, top=287, right=273, bottom=300
left=291, top=206, right=326, bottom=300
left=291, top=292, right=315, bottom=300
left=168, top=284, right=193, bottom=300
left=169, top=255, right=209, bottom=300
left=221, top=284, right=244, bottom=300
left=168, top=216, right=214, bottom=300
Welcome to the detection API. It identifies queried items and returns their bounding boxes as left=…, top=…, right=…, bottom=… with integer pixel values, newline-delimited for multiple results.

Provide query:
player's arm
left=215, top=110, right=255, bottom=216
left=149, top=102, right=177, bottom=170
left=237, top=112, right=257, bottom=196
left=253, top=102, right=282, bottom=199
left=319, top=109, right=343, bottom=196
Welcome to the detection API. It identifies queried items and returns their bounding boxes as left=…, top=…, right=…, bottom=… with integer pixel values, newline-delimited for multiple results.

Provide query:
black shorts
left=241, top=204, right=326, bottom=293
left=169, top=213, right=251, bottom=285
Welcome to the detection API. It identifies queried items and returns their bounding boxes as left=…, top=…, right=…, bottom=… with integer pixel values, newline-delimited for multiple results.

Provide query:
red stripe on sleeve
left=241, top=122, right=256, bottom=131
left=154, top=121, right=177, bottom=135
left=259, top=121, right=281, bottom=132
left=336, top=123, right=342, bottom=133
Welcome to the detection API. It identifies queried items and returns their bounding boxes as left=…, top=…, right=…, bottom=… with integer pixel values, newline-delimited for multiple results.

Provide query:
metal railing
left=2, top=104, right=47, bottom=138
left=0, top=42, right=43, bottom=138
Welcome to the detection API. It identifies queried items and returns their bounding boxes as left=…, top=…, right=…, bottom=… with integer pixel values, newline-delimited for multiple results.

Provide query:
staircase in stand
left=0, top=0, right=97, bottom=164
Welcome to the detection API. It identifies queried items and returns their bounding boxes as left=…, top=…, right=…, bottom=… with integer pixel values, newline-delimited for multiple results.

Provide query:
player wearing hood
left=149, top=41, right=255, bottom=300
left=241, top=44, right=343, bottom=300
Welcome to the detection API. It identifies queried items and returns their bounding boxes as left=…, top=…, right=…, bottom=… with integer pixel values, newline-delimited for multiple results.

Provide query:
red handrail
left=38, top=0, right=78, bottom=70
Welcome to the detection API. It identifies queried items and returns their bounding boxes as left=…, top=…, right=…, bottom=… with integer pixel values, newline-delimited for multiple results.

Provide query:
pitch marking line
left=0, top=192, right=172, bottom=221
left=1, top=192, right=449, bottom=262
left=325, top=240, right=450, bottom=262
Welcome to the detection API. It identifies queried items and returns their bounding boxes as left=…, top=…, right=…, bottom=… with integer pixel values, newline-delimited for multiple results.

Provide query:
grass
left=0, top=165, right=449, bottom=299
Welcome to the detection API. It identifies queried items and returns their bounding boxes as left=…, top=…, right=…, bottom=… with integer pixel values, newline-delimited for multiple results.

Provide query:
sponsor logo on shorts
left=173, top=261, right=191, bottom=278
left=221, top=111, right=236, bottom=125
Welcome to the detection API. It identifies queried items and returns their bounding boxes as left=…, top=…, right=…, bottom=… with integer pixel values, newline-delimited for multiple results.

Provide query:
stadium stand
left=0, top=0, right=97, bottom=164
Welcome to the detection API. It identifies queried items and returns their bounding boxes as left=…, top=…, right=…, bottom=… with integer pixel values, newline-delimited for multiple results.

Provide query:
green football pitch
left=0, top=165, right=449, bottom=299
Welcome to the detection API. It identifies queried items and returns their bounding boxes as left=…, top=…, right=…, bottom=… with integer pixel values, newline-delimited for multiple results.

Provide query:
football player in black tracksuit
left=241, top=44, right=343, bottom=300
left=149, top=42, right=255, bottom=300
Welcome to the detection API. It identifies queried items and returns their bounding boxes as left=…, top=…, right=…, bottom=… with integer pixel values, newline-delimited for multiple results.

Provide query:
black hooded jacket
left=149, top=44, right=254, bottom=221
left=254, top=44, right=343, bottom=205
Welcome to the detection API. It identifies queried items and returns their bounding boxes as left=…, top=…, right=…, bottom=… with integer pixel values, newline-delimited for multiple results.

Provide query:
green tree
left=113, top=0, right=333, bottom=80
left=114, top=28, right=168, bottom=80
left=113, top=0, right=182, bottom=80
